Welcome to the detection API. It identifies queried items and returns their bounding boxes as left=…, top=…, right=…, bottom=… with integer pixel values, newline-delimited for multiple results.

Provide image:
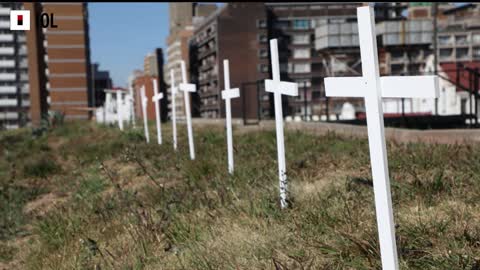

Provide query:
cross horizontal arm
left=179, top=83, right=196, bottom=93
left=221, top=88, right=240, bottom=100
left=325, top=75, right=439, bottom=98
left=152, top=93, right=164, bottom=102
left=325, top=77, right=365, bottom=97
left=381, top=76, right=439, bottom=98
left=265, top=80, right=298, bottom=96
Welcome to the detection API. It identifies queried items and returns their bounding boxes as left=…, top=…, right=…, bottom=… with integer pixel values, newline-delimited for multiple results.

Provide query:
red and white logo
left=10, top=10, right=30, bottom=31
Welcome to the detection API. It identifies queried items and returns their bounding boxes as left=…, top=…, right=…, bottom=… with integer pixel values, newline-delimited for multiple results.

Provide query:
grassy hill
left=1, top=122, right=479, bottom=269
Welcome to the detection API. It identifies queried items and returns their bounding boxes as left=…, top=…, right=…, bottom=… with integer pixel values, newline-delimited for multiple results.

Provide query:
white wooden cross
left=170, top=69, right=178, bottom=151
left=265, top=39, right=298, bottom=209
left=128, top=85, right=136, bottom=128
left=179, top=60, right=196, bottom=160
left=116, top=90, right=124, bottom=131
left=152, top=79, right=164, bottom=145
left=140, top=86, right=150, bottom=143
left=324, top=6, right=439, bottom=270
left=221, top=59, right=240, bottom=174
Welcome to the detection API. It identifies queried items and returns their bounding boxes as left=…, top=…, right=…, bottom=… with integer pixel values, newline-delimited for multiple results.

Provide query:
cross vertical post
left=152, top=79, right=163, bottom=145
left=116, top=91, right=124, bottom=131
left=179, top=61, right=196, bottom=160
left=170, top=70, right=178, bottom=151
left=221, top=59, right=240, bottom=174
left=265, top=39, right=298, bottom=209
left=324, top=6, right=439, bottom=270
left=141, top=86, right=150, bottom=143
left=129, top=85, right=136, bottom=128
left=358, top=7, right=398, bottom=269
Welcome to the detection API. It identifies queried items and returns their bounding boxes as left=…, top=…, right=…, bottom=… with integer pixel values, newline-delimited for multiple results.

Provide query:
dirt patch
left=23, top=192, right=67, bottom=217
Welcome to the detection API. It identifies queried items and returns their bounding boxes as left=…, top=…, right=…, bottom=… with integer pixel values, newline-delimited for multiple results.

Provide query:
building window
left=439, top=48, right=453, bottom=59
left=391, top=64, right=404, bottom=74
left=258, top=34, right=268, bottom=43
left=293, top=19, right=310, bottom=30
left=259, top=49, right=268, bottom=58
left=293, top=63, right=310, bottom=73
left=473, top=47, right=480, bottom=59
left=280, top=63, right=289, bottom=73
left=296, top=79, right=311, bottom=87
left=259, top=64, right=269, bottom=73
left=274, top=20, right=289, bottom=30
left=473, top=33, right=480, bottom=44
left=293, top=48, right=310, bottom=59
left=456, top=48, right=469, bottom=59
left=455, top=35, right=468, bottom=45
left=438, top=35, right=451, bottom=45
left=257, top=19, right=267, bottom=29
left=292, top=34, right=310, bottom=45
left=312, top=91, right=321, bottom=100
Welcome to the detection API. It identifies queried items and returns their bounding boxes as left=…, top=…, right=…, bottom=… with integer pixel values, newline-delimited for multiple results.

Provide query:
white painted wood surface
left=324, top=6, right=439, bottom=270
left=116, top=91, right=124, bottom=131
left=265, top=39, right=298, bottom=209
left=152, top=79, right=164, bottom=145
left=141, top=86, right=150, bottom=143
left=179, top=61, right=196, bottom=160
left=221, top=60, right=240, bottom=174
left=170, top=70, right=178, bottom=151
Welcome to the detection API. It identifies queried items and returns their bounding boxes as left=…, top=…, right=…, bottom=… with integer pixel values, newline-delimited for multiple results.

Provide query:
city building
left=27, top=2, right=93, bottom=121
left=164, top=2, right=217, bottom=121
left=91, top=63, right=113, bottom=108
left=132, top=73, right=157, bottom=121
left=0, top=3, right=34, bottom=129
left=144, top=52, right=159, bottom=77
left=189, top=2, right=361, bottom=120
left=143, top=48, right=168, bottom=122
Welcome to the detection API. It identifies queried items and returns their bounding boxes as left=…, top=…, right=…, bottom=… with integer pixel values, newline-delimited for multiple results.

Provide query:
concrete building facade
left=189, top=2, right=361, bottom=121
left=164, top=2, right=217, bottom=121
left=0, top=3, right=32, bottom=129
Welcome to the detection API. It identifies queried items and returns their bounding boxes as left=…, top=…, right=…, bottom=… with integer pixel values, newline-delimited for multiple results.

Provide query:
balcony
left=0, top=59, right=15, bottom=68
left=0, top=99, right=17, bottom=106
left=0, top=8, right=11, bottom=16
left=198, top=47, right=216, bottom=60
left=0, top=34, right=13, bottom=42
left=18, top=47, right=27, bottom=55
left=0, top=47, right=14, bottom=55
left=0, top=73, right=16, bottom=81
left=0, top=21, right=9, bottom=29
left=0, top=112, right=18, bottom=120
left=0, top=86, right=16, bottom=94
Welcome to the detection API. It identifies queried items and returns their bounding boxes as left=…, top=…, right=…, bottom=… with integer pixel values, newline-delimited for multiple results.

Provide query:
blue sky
left=88, top=3, right=223, bottom=88
left=89, top=3, right=169, bottom=87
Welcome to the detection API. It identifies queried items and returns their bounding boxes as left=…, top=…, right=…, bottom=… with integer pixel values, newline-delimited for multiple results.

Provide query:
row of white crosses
left=135, top=6, right=439, bottom=269
left=139, top=61, right=197, bottom=160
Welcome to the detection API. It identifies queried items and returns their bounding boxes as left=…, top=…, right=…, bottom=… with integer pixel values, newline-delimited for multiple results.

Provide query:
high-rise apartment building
left=144, top=52, right=159, bottom=77
left=40, top=3, right=92, bottom=120
left=0, top=2, right=94, bottom=129
left=189, top=2, right=361, bottom=120
left=164, top=2, right=217, bottom=120
left=0, top=3, right=32, bottom=129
